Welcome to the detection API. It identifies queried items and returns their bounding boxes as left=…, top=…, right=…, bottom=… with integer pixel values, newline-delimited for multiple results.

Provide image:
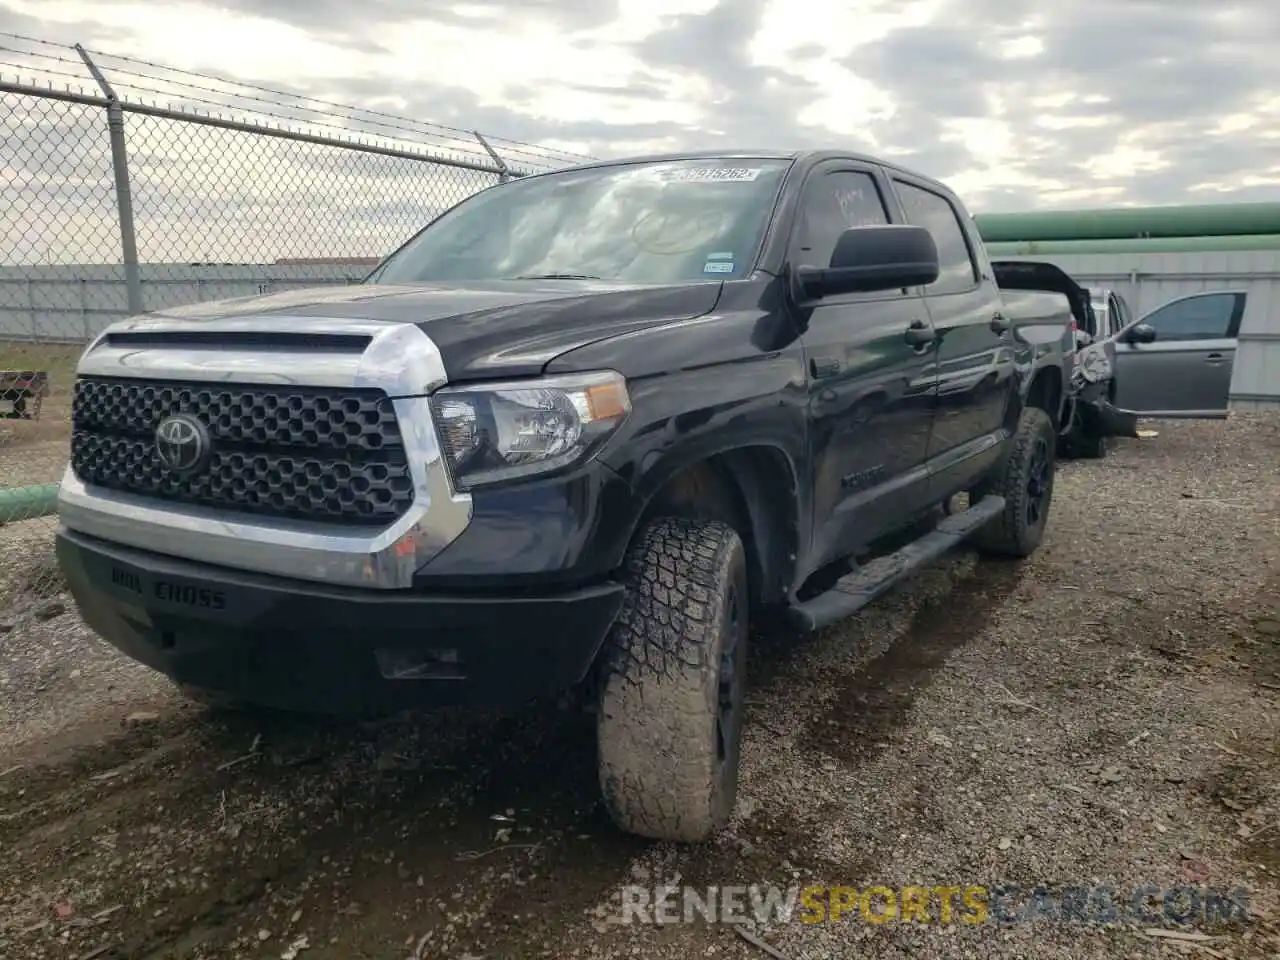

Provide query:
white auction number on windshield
left=660, top=167, right=763, bottom=183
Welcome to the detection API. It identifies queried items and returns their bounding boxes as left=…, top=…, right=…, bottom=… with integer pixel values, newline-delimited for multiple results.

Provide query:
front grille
left=70, top=377, right=415, bottom=525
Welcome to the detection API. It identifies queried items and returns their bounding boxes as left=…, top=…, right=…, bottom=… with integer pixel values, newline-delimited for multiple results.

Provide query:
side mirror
left=794, top=224, right=940, bottom=300
left=1125, top=323, right=1157, bottom=344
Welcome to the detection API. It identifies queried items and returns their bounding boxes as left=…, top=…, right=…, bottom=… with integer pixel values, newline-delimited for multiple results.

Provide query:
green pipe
left=0, top=482, right=60, bottom=524
left=985, top=233, right=1280, bottom=256
left=974, top=202, right=1280, bottom=243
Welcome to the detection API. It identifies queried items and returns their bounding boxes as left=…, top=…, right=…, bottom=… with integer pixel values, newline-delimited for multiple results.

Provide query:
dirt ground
left=1, top=416, right=1278, bottom=960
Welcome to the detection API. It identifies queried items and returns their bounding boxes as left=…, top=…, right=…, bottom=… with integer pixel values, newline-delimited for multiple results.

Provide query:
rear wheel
left=971, top=406, right=1057, bottom=558
left=596, top=517, right=748, bottom=842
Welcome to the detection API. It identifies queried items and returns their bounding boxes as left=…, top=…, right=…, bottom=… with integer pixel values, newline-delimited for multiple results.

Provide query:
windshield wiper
left=508, top=273, right=603, bottom=280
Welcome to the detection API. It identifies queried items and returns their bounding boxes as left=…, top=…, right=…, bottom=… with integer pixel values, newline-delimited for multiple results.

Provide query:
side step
left=785, top=494, right=1006, bottom=632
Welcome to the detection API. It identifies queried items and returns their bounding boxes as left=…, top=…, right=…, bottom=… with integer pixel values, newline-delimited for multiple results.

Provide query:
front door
left=1114, top=291, right=1246, bottom=417
left=793, top=160, right=938, bottom=574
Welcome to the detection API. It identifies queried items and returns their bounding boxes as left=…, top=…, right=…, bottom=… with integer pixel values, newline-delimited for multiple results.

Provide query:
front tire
left=596, top=517, right=749, bottom=843
left=971, top=406, right=1057, bottom=558
left=1069, top=427, right=1109, bottom=459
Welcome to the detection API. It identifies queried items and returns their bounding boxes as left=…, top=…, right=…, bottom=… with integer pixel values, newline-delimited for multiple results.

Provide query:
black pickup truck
left=57, top=150, right=1076, bottom=844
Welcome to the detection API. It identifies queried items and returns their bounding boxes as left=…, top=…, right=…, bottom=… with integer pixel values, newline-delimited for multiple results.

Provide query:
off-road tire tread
left=971, top=406, right=1056, bottom=558
left=596, top=517, right=746, bottom=843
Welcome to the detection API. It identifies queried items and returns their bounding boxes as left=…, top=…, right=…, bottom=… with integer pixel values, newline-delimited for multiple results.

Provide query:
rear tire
left=596, top=517, right=749, bottom=843
left=971, top=406, right=1057, bottom=558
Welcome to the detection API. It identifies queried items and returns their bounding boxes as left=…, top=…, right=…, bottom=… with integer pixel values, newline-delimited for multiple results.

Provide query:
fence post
left=79, top=278, right=90, bottom=341
left=26, top=278, right=36, bottom=342
left=472, top=131, right=510, bottom=183
left=76, top=44, right=144, bottom=316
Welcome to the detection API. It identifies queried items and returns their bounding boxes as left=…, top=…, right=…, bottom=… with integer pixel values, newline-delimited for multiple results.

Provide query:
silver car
left=1106, top=288, right=1247, bottom=419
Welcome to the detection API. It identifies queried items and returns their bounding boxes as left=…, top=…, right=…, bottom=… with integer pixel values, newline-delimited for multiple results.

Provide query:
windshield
left=366, top=157, right=793, bottom=286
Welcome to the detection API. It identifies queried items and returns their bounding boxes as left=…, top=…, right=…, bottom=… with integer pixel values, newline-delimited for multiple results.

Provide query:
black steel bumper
left=56, top=528, right=626, bottom=714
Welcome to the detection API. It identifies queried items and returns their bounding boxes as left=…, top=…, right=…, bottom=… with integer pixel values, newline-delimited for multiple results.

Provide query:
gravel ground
left=1, top=416, right=1277, bottom=960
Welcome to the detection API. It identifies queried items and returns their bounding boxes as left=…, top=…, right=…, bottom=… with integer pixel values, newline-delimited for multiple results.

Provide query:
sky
left=1, top=0, right=1279, bottom=266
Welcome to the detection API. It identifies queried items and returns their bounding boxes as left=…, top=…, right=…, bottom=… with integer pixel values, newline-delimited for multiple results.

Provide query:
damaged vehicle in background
left=1108, top=289, right=1248, bottom=420
left=992, top=260, right=1140, bottom=459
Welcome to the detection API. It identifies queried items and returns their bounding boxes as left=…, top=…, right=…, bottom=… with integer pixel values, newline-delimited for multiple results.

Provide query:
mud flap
left=1082, top=397, right=1139, bottom=438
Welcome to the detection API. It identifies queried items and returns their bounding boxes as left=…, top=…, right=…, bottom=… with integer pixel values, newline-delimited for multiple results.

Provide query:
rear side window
left=796, top=170, right=890, bottom=268
left=1141, top=292, right=1245, bottom=341
left=892, top=180, right=979, bottom=295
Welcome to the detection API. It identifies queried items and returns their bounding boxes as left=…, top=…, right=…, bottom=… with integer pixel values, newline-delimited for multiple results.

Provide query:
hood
left=147, top=279, right=724, bottom=380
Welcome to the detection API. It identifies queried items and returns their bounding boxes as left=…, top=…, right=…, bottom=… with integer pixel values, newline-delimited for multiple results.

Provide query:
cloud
left=0, top=0, right=1277, bottom=275
left=842, top=0, right=1280, bottom=208
left=309, top=0, right=1277, bottom=210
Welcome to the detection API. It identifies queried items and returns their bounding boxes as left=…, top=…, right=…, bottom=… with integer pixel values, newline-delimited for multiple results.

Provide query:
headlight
left=1075, top=344, right=1112, bottom=383
left=429, top=370, right=631, bottom=489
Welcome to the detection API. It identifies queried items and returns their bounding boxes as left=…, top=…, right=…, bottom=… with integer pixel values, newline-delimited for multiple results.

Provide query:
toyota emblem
left=155, top=413, right=211, bottom=475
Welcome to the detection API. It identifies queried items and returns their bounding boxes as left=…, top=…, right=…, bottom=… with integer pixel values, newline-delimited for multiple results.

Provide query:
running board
left=786, top=494, right=1007, bottom=632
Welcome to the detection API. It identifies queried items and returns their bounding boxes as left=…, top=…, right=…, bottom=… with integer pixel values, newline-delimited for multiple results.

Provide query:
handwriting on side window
left=835, top=187, right=883, bottom=228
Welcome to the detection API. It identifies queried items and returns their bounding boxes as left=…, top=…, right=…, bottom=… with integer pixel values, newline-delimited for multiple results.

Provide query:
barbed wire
left=0, top=45, right=500, bottom=169
left=0, top=30, right=597, bottom=170
left=84, top=47, right=596, bottom=166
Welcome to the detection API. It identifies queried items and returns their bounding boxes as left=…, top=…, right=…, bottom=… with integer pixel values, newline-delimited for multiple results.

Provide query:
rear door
left=1113, top=291, right=1246, bottom=417
left=887, top=174, right=1014, bottom=498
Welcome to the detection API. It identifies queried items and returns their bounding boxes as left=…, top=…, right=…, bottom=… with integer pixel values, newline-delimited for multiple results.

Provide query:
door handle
left=990, top=312, right=1011, bottom=335
left=1205, top=352, right=1226, bottom=363
left=903, top=320, right=936, bottom=347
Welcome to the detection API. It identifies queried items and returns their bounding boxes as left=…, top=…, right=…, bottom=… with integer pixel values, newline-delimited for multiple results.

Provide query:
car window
left=795, top=170, right=890, bottom=268
left=891, top=180, right=979, bottom=295
left=1105, top=295, right=1120, bottom=337
left=366, top=157, right=793, bottom=285
left=1111, top=295, right=1131, bottom=335
left=1140, top=292, right=1244, bottom=341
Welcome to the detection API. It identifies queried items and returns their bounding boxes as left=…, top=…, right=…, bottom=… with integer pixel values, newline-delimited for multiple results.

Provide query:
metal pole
left=75, top=44, right=143, bottom=316
left=26, top=278, right=36, bottom=341
left=79, top=278, right=89, bottom=341
left=473, top=131, right=510, bottom=183
left=107, top=101, right=143, bottom=315
left=1, top=78, right=518, bottom=178
left=0, top=483, right=62, bottom=525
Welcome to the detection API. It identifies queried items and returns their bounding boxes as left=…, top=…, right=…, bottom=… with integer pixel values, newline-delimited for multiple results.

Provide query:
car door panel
left=793, top=161, right=938, bottom=574
left=886, top=175, right=1014, bottom=501
left=1113, top=291, right=1245, bottom=417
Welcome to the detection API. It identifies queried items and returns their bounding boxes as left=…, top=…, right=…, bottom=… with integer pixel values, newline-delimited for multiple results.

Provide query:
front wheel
left=970, top=406, right=1057, bottom=558
left=595, top=517, right=749, bottom=843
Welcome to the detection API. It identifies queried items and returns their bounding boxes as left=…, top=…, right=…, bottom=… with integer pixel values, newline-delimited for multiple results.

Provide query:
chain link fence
left=0, top=34, right=590, bottom=612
